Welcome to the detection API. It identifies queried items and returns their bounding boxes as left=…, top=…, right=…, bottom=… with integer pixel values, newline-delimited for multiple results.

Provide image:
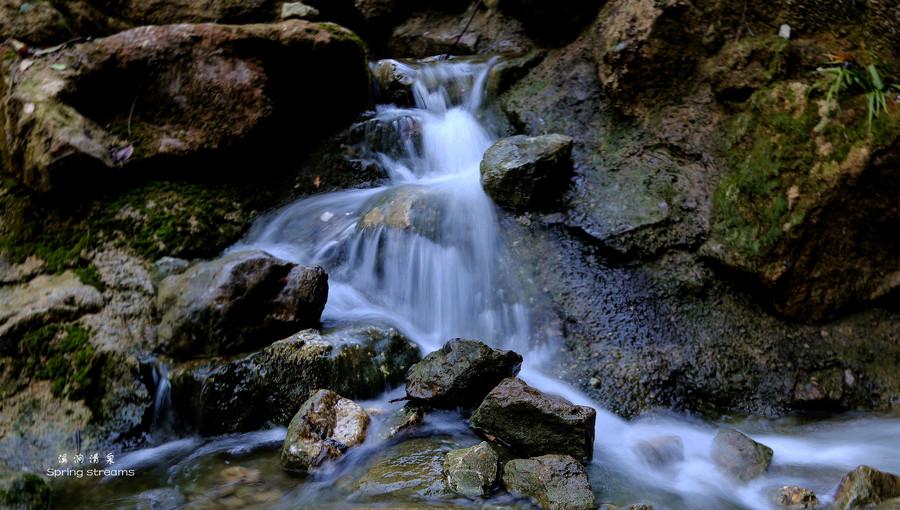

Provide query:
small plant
left=818, top=54, right=899, bottom=132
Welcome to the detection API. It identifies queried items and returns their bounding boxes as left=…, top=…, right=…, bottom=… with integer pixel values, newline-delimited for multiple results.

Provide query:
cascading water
left=70, top=57, right=900, bottom=510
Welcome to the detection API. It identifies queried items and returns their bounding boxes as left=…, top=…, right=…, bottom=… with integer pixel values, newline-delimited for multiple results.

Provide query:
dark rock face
left=469, top=377, right=596, bottom=461
left=832, top=465, right=900, bottom=510
left=1, top=20, right=369, bottom=193
left=480, top=134, right=574, bottom=213
left=0, top=470, right=51, bottom=510
left=405, top=339, right=522, bottom=409
left=156, top=250, right=328, bottom=358
left=502, top=455, right=595, bottom=510
left=281, top=389, right=370, bottom=473
left=170, top=326, right=419, bottom=434
left=492, top=0, right=604, bottom=43
left=710, top=428, right=773, bottom=482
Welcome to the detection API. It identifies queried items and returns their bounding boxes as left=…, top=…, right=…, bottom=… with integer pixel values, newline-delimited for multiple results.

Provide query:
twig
left=454, top=0, right=484, bottom=49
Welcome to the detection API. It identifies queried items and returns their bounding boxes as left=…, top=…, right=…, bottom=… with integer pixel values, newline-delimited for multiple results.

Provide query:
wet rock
left=281, top=389, right=370, bottom=473
left=1, top=20, right=369, bottom=193
left=405, top=339, right=522, bottom=409
left=0, top=470, right=50, bottom=510
left=358, top=186, right=442, bottom=241
left=469, top=377, right=595, bottom=461
left=480, top=134, right=574, bottom=213
left=774, top=485, right=819, bottom=510
left=443, top=441, right=500, bottom=498
left=710, top=428, right=773, bottom=481
left=371, top=59, right=417, bottom=106
left=156, top=250, right=328, bottom=357
left=0, top=255, right=45, bottom=285
left=792, top=367, right=845, bottom=408
left=171, top=326, right=419, bottom=434
left=281, top=2, right=320, bottom=20
left=133, top=487, right=186, bottom=510
left=832, top=465, right=900, bottom=510
left=0, top=271, right=103, bottom=351
left=634, top=435, right=684, bottom=467
left=152, top=257, right=191, bottom=286
left=352, top=436, right=462, bottom=500
left=502, top=455, right=595, bottom=510
left=375, top=404, right=425, bottom=441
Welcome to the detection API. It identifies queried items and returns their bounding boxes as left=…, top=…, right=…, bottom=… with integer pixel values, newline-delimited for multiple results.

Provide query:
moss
left=73, top=263, right=105, bottom=291
left=20, top=323, right=96, bottom=400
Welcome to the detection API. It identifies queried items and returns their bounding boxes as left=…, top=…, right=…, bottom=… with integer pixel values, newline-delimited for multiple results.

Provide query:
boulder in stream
left=157, top=250, right=328, bottom=357
left=502, top=454, right=595, bottom=510
left=480, top=134, right=574, bottom=213
left=469, top=377, right=596, bottom=461
left=281, top=389, right=370, bottom=473
left=443, top=441, right=500, bottom=498
left=832, top=465, right=900, bottom=510
left=633, top=435, right=684, bottom=467
left=774, top=485, right=819, bottom=510
left=710, top=428, right=773, bottom=482
left=405, top=339, right=522, bottom=409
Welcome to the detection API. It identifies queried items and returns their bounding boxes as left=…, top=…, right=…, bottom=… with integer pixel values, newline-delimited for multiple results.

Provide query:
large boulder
left=443, top=441, right=500, bottom=498
left=156, top=250, right=328, bottom=357
left=480, top=134, right=574, bottom=213
left=404, top=339, right=522, bottom=409
left=281, top=389, right=370, bottom=473
left=0, top=470, right=51, bottom=510
left=502, top=455, right=595, bottom=510
left=832, top=465, right=900, bottom=510
left=1, top=20, right=369, bottom=193
left=710, top=428, right=773, bottom=482
left=469, top=377, right=596, bottom=461
left=170, top=325, right=419, bottom=434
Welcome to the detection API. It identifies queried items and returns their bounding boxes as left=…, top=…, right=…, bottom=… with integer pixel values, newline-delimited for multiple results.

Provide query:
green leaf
left=50, top=63, right=67, bottom=71
left=867, top=64, right=884, bottom=91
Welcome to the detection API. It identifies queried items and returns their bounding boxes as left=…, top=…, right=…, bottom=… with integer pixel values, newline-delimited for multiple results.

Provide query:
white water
left=114, top=58, right=900, bottom=509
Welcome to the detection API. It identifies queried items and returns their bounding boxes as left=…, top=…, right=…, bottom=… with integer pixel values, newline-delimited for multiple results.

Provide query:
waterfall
left=150, top=362, right=174, bottom=442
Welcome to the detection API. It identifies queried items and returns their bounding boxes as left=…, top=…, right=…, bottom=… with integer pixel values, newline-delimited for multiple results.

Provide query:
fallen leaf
left=50, top=63, right=67, bottom=71
left=112, top=144, right=134, bottom=164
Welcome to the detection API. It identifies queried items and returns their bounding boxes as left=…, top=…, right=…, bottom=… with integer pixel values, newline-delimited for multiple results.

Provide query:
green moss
left=73, top=263, right=105, bottom=291
left=20, top=323, right=95, bottom=400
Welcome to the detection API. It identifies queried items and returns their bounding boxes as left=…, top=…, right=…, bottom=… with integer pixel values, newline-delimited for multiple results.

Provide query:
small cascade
left=149, top=362, right=174, bottom=442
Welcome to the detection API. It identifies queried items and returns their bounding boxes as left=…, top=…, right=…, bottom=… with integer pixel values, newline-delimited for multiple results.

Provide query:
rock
left=469, top=377, right=596, bottom=461
left=633, top=435, right=684, bottom=467
left=0, top=271, right=103, bottom=350
left=491, top=0, right=602, bottom=42
left=375, top=404, right=425, bottom=441
left=0, top=0, right=73, bottom=47
left=710, top=428, right=773, bottom=481
left=352, top=436, right=462, bottom=500
left=358, top=186, right=442, bottom=241
left=387, top=7, right=533, bottom=58
left=502, top=455, right=595, bottom=510
left=371, top=59, right=417, bottom=106
left=281, top=2, right=320, bottom=20
left=443, top=441, right=500, bottom=498
left=156, top=250, right=328, bottom=357
left=404, top=339, right=522, bottom=409
left=832, top=465, right=900, bottom=510
left=0, top=255, right=44, bottom=285
left=1, top=20, right=369, bottom=193
left=281, top=389, right=370, bottom=473
left=480, top=134, right=574, bottom=213
left=170, top=326, right=419, bottom=434
left=0, top=470, right=50, bottom=510
left=151, top=257, right=191, bottom=286
left=132, top=487, right=186, bottom=510
left=774, top=485, right=819, bottom=510
left=878, top=498, right=900, bottom=510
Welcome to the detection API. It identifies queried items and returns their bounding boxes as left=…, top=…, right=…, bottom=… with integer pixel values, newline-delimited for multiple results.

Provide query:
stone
left=132, top=487, right=186, bottom=510
left=502, top=455, right=595, bottom=510
left=634, top=435, right=684, bottom=467
left=0, top=271, right=103, bottom=350
left=387, top=7, right=533, bottom=58
left=151, top=257, right=191, bottom=286
left=1, top=20, right=369, bottom=193
left=281, top=389, right=370, bottom=473
left=352, top=436, right=462, bottom=500
left=0, top=0, right=74, bottom=47
left=443, top=441, right=500, bottom=498
left=774, top=485, right=819, bottom=510
left=0, top=470, right=50, bottom=510
left=156, top=250, right=328, bottom=357
left=878, top=498, right=900, bottom=510
left=358, top=185, right=443, bottom=241
left=405, top=339, right=522, bottom=409
left=832, top=465, right=900, bottom=510
left=710, top=428, right=773, bottom=481
left=375, top=405, right=425, bottom=441
left=491, top=0, right=602, bottom=42
left=281, top=2, right=320, bottom=20
left=480, top=134, right=574, bottom=212
left=371, top=59, right=417, bottom=106
left=469, top=377, right=596, bottom=462
left=170, top=326, right=419, bottom=434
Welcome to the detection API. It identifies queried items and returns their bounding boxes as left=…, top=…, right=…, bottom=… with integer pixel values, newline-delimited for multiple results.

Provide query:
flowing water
left=60, top=57, right=900, bottom=510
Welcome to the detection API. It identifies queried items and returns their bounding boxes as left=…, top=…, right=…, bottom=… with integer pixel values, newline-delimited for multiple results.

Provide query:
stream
left=59, top=57, right=900, bottom=510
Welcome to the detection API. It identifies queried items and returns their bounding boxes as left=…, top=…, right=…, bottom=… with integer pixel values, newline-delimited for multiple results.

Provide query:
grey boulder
left=480, top=134, right=574, bottom=212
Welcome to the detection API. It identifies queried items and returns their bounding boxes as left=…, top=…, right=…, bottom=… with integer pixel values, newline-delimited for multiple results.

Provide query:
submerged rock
left=443, top=441, right=500, bottom=498
left=375, top=404, right=426, bottom=441
left=710, top=428, right=773, bottom=481
left=480, top=134, right=574, bottom=213
left=0, top=470, right=51, bottom=510
left=281, top=389, right=370, bottom=473
left=774, top=485, right=819, bottom=510
left=634, top=435, right=684, bottom=467
left=171, top=326, right=419, bottom=434
left=469, top=377, right=596, bottom=461
left=352, top=436, right=462, bottom=500
left=502, top=455, right=595, bottom=510
left=358, top=186, right=442, bottom=241
left=1, top=20, right=369, bottom=193
left=157, top=250, right=328, bottom=357
left=405, top=339, right=523, bottom=409
left=832, top=465, right=900, bottom=510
